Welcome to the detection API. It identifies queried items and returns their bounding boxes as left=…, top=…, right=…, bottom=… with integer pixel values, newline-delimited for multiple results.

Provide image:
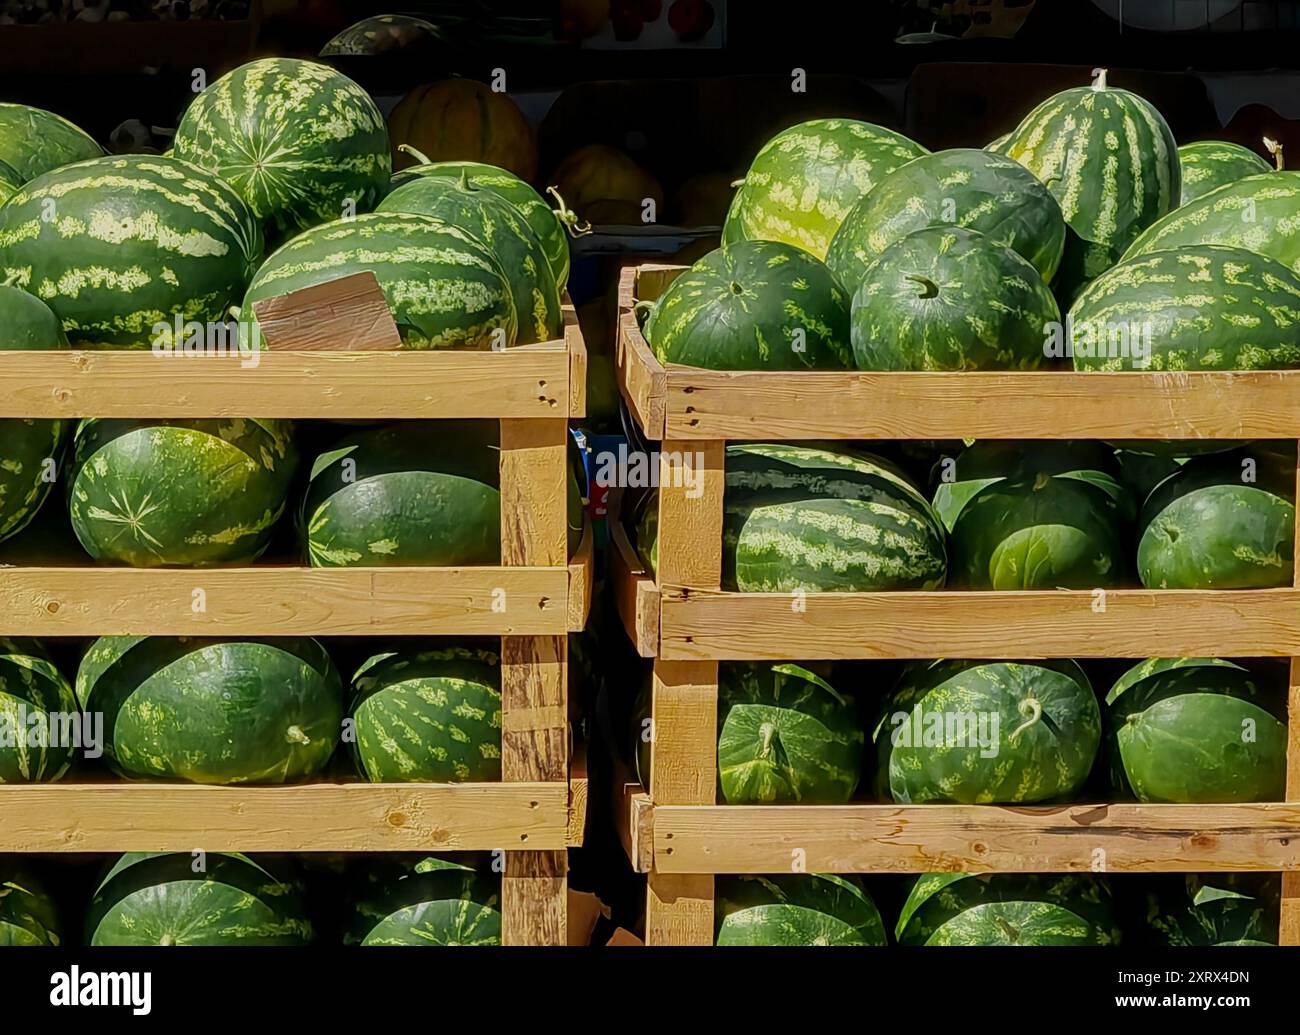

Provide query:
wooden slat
left=659, top=587, right=1300, bottom=660
left=0, top=566, right=568, bottom=637
left=567, top=520, right=595, bottom=633
left=0, top=782, right=567, bottom=852
left=648, top=660, right=718, bottom=804
left=626, top=788, right=655, bottom=874
left=251, top=271, right=401, bottom=351
left=608, top=519, right=660, bottom=657
left=615, top=309, right=666, bottom=439
left=655, top=440, right=725, bottom=591
left=1282, top=447, right=1300, bottom=945
left=651, top=803, right=1300, bottom=875
left=566, top=744, right=588, bottom=849
left=645, top=873, right=714, bottom=946
left=565, top=298, right=587, bottom=419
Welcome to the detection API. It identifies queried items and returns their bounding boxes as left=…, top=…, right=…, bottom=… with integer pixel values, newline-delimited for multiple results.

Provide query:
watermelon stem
left=1265, top=136, right=1285, bottom=171
left=905, top=274, right=939, bottom=299
left=546, top=186, right=593, bottom=237
left=397, top=143, right=433, bottom=166
left=1092, top=67, right=1108, bottom=91
left=1008, top=698, right=1043, bottom=742
left=758, top=722, right=779, bottom=759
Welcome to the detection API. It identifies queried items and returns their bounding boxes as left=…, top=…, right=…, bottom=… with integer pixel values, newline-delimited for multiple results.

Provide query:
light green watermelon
left=716, top=874, right=885, bottom=946
left=76, top=636, right=342, bottom=785
left=1107, top=658, right=1286, bottom=803
left=643, top=240, right=851, bottom=370
left=346, top=855, right=500, bottom=946
left=724, top=119, right=928, bottom=260
left=717, top=662, right=863, bottom=804
left=87, top=853, right=313, bottom=946
left=850, top=225, right=1059, bottom=370
left=0, top=155, right=262, bottom=348
left=897, top=873, right=1122, bottom=946
left=0, top=102, right=104, bottom=183
left=0, top=863, right=61, bottom=946
left=1144, top=874, right=1279, bottom=946
left=1177, top=140, right=1273, bottom=205
left=351, top=646, right=501, bottom=783
left=0, top=637, right=77, bottom=783
left=173, top=58, right=391, bottom=243
left=827, top=148, right=1066, bottom=289
left=874, top=659, right=1100, bottom=804
left=67, top=418, right=297, bottom=567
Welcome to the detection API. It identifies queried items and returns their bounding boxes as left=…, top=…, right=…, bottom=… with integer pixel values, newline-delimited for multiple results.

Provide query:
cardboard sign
left=250, top=271, right=402, bottom=351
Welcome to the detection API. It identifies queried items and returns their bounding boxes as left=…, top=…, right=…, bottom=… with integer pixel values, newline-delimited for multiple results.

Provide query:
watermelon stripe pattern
left=1177, top=141, right=1272, bottom=205
left=347, top=857, right=500, bottom=947
left=0, top=637, right=77, bottom=783
left=0, top=102, right=104, bottom=184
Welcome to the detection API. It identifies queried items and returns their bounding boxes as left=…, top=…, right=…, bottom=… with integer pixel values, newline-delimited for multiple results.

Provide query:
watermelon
left=391, top=151, right=574, bottom=288
left=67, top=418, right=297, bottom=567
left=1106, top=658, right=1286, bottom=803
left=346, top=855, right=500, bottom=946
left=173, top=58, right=391, bottom=243
left=643, top=240, right=851, bottom=370
left=0, top=863, right=60, bottom=946
left=377, top=173, right=561, bottom=343
left=849, top=226, right=1060, bottom=370
left=1178, top=140, right=1273, bottom=205
left=933, top=441, right=1132, bottom=590
left=827, top=148, right=1066, bottom=289
left=1136, top=446, right=1295, bottom=589
left=723, top=442, right=948, bottom=592
left=87, top=853, right=313, bottom=946
left=1114, top=448, right=1184, bottom=505
left=0, top=155, right=262, bottom=348
left=0, top=637, right=77, bottom=783
left=241, top=212, right=516, bottom=350
left=0, top=159, right=18, bottom=203
left=724, top=119, right=928, bottom=260
left=320, top=15, right=443, bottom=56
left=873, top=659, right=1100, bottom=804
left=1000, top=70, right=1179, bottom=298
left=717, top=662, right=863, bottom=804
left=716, top=874, right=885, bottom=946
left=0, top=102, right=103, bottom=184
left=1068, top=245, right=1300, bottom=371
left=897, top=874, right=1122, bottom=946
left=1124, top=171, right=1300, bottom=272
left=0, top=286, right=69, bottom=544
left=1144, top=874, right=1279, bottom=946
left=351, top=646, right=502, bottom=783
left=76, top=636, right=342, bottom=784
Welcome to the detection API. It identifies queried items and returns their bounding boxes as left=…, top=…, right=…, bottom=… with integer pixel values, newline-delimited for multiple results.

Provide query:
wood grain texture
left=658, top=587, right=1300, bottom=660
left=0, top=782, right=568, bottom=852
left=1283, top=451, right=1300, bottom=945
left=567, top=744, right=588, bottom=848
left=500, top=418, right=569, bottom=569
left=627, top=788, right=654, bottom=874
left=608, top=519, right=660, bottom=657
left=503, top=850, right=567, bottom=946
left=649, top=660, right=718, bottom=805
left=567, top=520, right=594, bottom=633
left=615, top=308, right=666, bottom=439
left=655, top=440, right=725, bottom=591
left=564, top=296, right=587, bottom=419
left=645, top=873, right=714, bottom=946
left=251, top=271, right=402, bottom=351
left=0, top=567, right=568, bottom=637
left=651, top=803, right=1300, bottom=875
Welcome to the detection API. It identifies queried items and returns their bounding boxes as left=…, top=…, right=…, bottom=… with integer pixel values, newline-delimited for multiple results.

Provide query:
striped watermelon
left=716, top=874, right=885, bottom=946
left=0, top=286, right=68, bottom=544
left=827, top=148, right=1066, bottom=289
left=173, top=58, right=391, bottom=243
left=87, top=853, right=313, bottom=946
left=1069, top=245, right=1300, bottom=371
left=351, top=646, right=501, bottom=783
left=849, top=226, right=1060, bottom=370
left=241, top=212, right=516, bottom=350
left=717, top=662, right=863, bottom=804
left=724, top=119, right=928, bottom=260
left=644, top=240, right=852, bottom=370
left=377, top=174, right=561, bottom=343
left=724, top=443, right=947, bottom=592
left=0, top=160, right=18, bottom=203
left=68, top=418, right=297, bottom=567
left=1137, top=446, right=1295, bottom=590
left=1107, top=658, right=1286, bottom=803
left=1144, top=874, right=1279, bottom=946
left=897, top=874, right=1122, bottom=946
left=1178, top=140, right=1274, bottom=205
left=0, top=102, right=103, bottom=183
left=77, top=635, right=342, bottom=785
left=1000, top=70, right=1179, bottom=299
left=0, top=637, right=77, bottom=783
left=873, top=659, right=1100, bottom=805
left=0, top=863, right=60, bottom=946
left=346, top=856, right=500, bottom=946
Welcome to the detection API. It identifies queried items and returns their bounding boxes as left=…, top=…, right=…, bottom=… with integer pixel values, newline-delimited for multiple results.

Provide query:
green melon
left=76, top=636, right=342, bottom=785
left=1114, top=448, right=1184, bottom=505
left=716, top=874, right=885, bottom=946
left=1144, top=874, right=1279, bottom=946
left=0, top=862, right=61, bottom=946
left=346, top=855, right=501, bottom=946
left=0, top=159, right=18, bottom=203
left=67, top=418, right=297, bottom=567
left=0, top=637, right=77, bottom=783
left=1177, top=140, right=1273, bottom=205
left=0, top=102, right=103, bottom=183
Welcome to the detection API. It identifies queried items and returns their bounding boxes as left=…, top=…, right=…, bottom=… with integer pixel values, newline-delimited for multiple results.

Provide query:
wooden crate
left=0, top=285, right=592, bottom=946
left=614, top=261, right=1300, bottom=946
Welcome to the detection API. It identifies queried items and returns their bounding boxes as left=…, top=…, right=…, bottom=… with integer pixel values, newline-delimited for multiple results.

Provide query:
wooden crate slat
left=1282, top=448, right=1300, bottom=945
left=646, top=872, right=714, bottom=945
left=608, top=518, right=660, bottom=657
left=567, top=520, right=595, bottom=633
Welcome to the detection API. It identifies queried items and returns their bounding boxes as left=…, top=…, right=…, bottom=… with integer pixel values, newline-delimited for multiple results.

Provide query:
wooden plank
left=608, top=518, right=660, bottom=657
left=0, top=349, right=570, bottom=419
left=649, top=660, right=718, bottom=804
left=627, top=789, right=655, bottom=874
left=652, top=803, right=1300, bottom=875
left=1283, top=446, right=1300, bottom=946
left=659, top=587, right=1300, bottom=660
left=250, top=271, right=402, bottom=351
left=565, top=296, right=587, bottom=419
left=615, top=309, right=666, bottom=439
left=567, top=744, right=588, bottom=849
left=567, top=519, right=595, bottom=634
left=645, top=873, right=714, bottom=946
left=0, top=566, right=568, bottom=637
left=0, top=782, right=568, bottom=852
left=655, top=440, right=725, bottom=591
left=500, top=419, right=570, bottom=569
left=503, top=850, right=567, bottom=946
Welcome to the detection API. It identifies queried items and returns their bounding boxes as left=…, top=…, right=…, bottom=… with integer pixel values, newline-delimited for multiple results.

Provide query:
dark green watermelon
left=87, top=853, right=313, bottom=946
left=1106, top=658, right=1285, bottom=803
left=1144, top=874, right=1279, bottom=946
left=1114, top=449, right=1184, bottom=506
left=0, top=102, right=103, bottom=183
left=1177, top=141, right=1273, bottom=205
left=716, top=874, right=885, bottom=946
left=76, top=636, right=342, bottom=785
left=874, top=659, right=1100, bottom=804
left=0, top=160, right=18, bottom=203
left=897, top=873, right=1122, bottom=946
left=827, top=148, right=1066, bottom=290
left=1136, top=447, right=1295, bottom=589
left=351, top=646, right=501, bottom=783
left=0, top=637, right=77, bottom=783
left=850, top=226, right=1060, bottom=370
left=67, top=418, right=298, bottom=567
left=346, top=855, right=500, bottom=946
left=644, top=240, right=851, bottom=370
left=717, top=662, right=863, bottom=804
left=0, top=862, right=61, bottom=946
